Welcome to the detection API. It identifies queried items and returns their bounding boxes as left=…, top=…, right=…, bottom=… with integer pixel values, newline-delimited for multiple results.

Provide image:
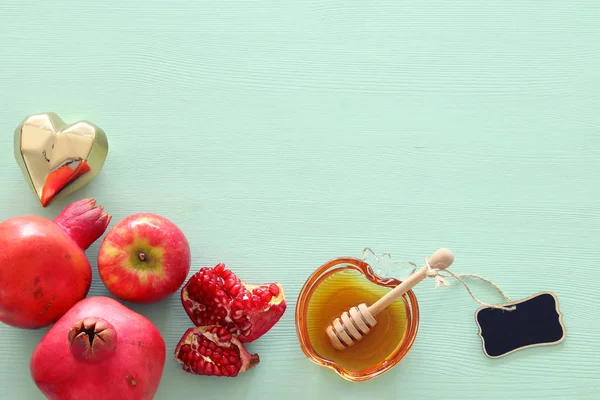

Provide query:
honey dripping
left=306, top=269, right=408, bottom=372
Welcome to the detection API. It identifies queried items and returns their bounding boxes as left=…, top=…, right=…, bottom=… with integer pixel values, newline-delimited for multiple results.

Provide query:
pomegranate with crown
left=0, top=198, right=111, bottom=329
left=30, top=296, right=166, bottom=400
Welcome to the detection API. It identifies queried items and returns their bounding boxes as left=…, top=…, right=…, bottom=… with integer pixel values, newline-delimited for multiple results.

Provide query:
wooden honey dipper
left=326, top=248, right=455, bottom=350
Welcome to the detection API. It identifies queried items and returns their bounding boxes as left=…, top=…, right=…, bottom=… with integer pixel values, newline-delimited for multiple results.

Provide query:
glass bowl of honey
left=295, top=256, right=420, bottom=382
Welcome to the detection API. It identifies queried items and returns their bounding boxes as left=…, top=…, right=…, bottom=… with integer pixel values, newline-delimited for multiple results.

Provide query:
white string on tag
left=362, top=248, right=516, bottom=312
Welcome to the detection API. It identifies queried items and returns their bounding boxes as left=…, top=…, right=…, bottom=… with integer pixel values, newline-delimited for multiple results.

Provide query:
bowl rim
left=295, top=256, right=420, bottom=382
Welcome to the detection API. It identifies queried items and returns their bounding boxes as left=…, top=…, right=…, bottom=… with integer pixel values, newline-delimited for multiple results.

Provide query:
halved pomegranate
left=174, top=326, right=259, bottom=377
left=181, top=263, right=286, bottom=343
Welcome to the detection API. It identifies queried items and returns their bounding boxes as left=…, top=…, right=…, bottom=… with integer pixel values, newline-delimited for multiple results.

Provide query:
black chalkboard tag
left=475, top=292, right=566, bottom=358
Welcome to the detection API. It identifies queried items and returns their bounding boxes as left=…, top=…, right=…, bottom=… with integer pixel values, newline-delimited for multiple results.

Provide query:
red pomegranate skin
left=30, top=296, right=166, bottom=400
left=0, top=199, right=111, bottom=329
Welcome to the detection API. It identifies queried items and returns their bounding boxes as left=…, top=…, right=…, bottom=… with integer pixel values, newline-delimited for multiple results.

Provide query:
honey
left=306, top=268, right=408, bottom=372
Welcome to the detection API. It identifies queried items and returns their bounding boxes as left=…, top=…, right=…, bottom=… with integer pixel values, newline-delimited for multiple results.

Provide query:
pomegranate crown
left=53, top=198, right=112, bottom=250
left=68, top=317, right=117, bottom=362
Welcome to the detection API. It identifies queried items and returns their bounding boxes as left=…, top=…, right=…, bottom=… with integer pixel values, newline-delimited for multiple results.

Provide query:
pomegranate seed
left=205, top=363, right=213, bottom=375
left=214, top=263, right=225, bottom=274
left=220, top=356, right=229, bottom=365
left=243, top=297, right=252, bottom=308
left=205, top=349, right=212, bottom=357
left=232, top=299, right=243, bottom=310
left=220, top=332, right=232, bottom=341
left=208, top=342, right=216, bottom=351
left=238, top=320, right=251, bottom=331
left=269, top=284, right=279, bottom=296
left=227, top=365, right=237, bottom=376
left=230, top=284, right=242, bottom=297
left=253, top=296, right=264, bottom=308
left=260, top=291, right=272, bottom=303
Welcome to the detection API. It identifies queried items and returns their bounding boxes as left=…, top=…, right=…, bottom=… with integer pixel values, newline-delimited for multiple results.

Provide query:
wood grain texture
left=0, top=0, right=599, bottom=399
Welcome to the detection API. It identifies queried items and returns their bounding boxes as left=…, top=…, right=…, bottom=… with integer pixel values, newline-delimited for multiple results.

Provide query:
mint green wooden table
left=1, top=1, right=598, bottom=399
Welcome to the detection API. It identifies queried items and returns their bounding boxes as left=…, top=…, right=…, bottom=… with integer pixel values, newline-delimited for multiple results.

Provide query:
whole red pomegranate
left=175, top=325, right=259, bottom=377
left=0, top=198, right=111, bottom=329
left=181, top=263, right=286, bottom=343
left=30, top=296, right=166, bottom=400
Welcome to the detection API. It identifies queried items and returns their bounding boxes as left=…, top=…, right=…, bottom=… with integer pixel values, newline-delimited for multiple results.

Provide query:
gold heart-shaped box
left=14, top=112, right=109, bottom=207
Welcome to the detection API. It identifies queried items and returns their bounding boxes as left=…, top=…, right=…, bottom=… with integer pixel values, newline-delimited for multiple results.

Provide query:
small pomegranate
left=30, top=296, right=166, bottom=400
left=0, top=198, right=111, bottom=329
left=174, top=325, right=259, bottom=377
left=181, top=263, right=287, bottom=342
